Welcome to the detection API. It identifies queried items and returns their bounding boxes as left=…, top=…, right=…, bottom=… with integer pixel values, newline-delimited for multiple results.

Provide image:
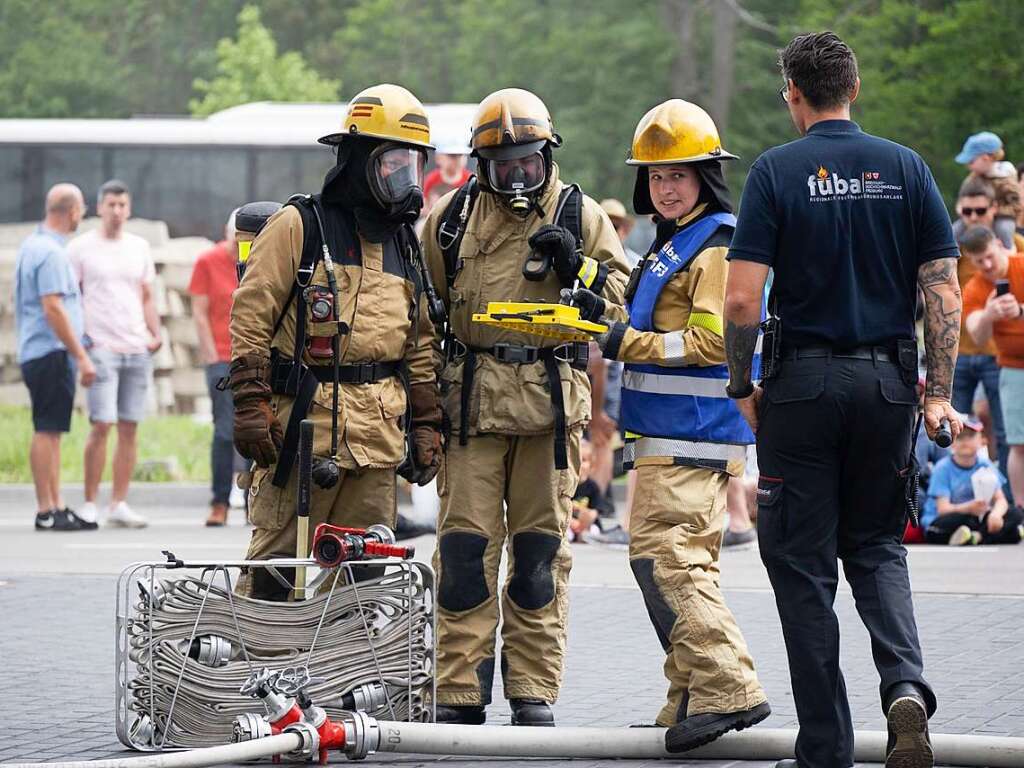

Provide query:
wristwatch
left=725, top=381, right=755, bottom=399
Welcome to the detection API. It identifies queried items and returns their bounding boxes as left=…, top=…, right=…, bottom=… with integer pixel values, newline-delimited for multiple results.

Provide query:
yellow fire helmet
left=318, top=83, right=434, bottom=150
left=470, top=88, right=561, bottom=161
left=626, top=99, right=737, bottom=166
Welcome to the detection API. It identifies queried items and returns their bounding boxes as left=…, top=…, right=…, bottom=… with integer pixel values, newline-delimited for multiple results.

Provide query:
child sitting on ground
left=923, top=415, right=1023, bottom=545
left=569, top=438, right=601, bottom=543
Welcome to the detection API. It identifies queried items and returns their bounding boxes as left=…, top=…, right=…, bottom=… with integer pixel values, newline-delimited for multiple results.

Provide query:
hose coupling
left=232, top=712, right=272, bottom=743
left=336, top=710, right=379, bottom=760
left=282, top=721, right=320, bottom=761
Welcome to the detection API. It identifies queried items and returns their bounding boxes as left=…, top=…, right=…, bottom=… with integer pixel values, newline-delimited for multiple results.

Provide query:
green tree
left=0, top=1, right=125, bottom=117
left=190, top=5, right=340, bottom=117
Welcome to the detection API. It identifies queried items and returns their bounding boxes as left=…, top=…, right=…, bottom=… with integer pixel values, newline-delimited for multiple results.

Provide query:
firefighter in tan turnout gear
left=229, top=84, right=442, bottom=599
left=570, top=100, right=770, bottom=751
left=420, top=88, right=630, bottom=726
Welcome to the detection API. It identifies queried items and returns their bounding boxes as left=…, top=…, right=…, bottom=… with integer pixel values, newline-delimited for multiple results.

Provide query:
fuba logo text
left=807, top=165, right=864, bottom=197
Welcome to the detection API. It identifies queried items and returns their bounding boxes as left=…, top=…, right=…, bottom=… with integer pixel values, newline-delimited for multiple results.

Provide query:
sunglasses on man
left=961, top=206, right=990, bottom=217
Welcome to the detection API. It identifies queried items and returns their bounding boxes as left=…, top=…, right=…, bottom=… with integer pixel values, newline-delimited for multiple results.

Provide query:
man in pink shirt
left=68, top=180, right=162, bottom=528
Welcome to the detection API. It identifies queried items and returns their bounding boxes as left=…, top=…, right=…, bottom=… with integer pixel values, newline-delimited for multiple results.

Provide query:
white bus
left=0, top=102, right=476, bottom=238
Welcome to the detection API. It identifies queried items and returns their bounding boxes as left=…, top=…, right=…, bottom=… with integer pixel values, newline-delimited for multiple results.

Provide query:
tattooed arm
left=724, top=260, right=770, bottom=431
left=917, top=256, right=963, bottom=439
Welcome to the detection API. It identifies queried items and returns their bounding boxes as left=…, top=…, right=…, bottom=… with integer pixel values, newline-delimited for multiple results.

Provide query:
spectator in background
left=422, top=145, right=472, bottom=213
left=69, top=180, right=162, bottom=529
left=922, top=415, right=1021, bottom=545
left=952, top=180, right=1010, bottom=486
left=962, top=225, right=1024, bottom=508
left=955, top=132, right=1020, bottom=249
left=15, top=184, right=96, bottom=531
left=189, top=211, right=241, bottom=526
left=583, top=198, right=640, bottom=548
left=1016, top=162, right=1024, bottom=235
left=600, top=198, right=642, bottom=267
left=904, top=378, right=950, bottom=544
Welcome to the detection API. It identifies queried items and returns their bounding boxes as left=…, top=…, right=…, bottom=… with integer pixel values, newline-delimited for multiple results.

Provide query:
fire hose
left=127, top=565, right=430, bottom=748
left=7, top=722, right=1024, bottom=767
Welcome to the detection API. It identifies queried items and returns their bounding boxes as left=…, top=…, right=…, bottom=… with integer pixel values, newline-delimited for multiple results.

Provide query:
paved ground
left=3, top=484, right=1024, bottom=766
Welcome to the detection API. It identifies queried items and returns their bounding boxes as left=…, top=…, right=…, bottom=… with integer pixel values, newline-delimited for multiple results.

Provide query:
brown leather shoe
left=205, top=503, right=228, bottom=527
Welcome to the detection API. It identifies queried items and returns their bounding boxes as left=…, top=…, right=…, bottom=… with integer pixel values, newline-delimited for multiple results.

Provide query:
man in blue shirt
left=722, top=31, right=963, bottom=768
left=15, top=183, right=96, bottom=531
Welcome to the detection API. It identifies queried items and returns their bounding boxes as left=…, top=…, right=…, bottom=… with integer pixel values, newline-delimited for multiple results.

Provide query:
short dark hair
left=958, top=176, right=995, bottom=201
left=959, top=225, right=996, bottom=254
left=1016, top=161, right=1024, bottom=182
left=778, top=31, right=858, bottom=109
left=98, top=179, right=129, bottom=204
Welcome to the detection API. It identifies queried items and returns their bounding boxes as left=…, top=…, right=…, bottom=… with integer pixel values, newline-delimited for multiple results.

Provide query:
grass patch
left=0, top=405, right=212, bottom=483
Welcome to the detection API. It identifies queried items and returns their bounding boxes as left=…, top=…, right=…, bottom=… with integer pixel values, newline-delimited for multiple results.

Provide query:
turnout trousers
left=755, top=354, right=936, bottom=768
left=629, top=464, right=767, bottom=725
left=433, top=428, right=581, bottom=705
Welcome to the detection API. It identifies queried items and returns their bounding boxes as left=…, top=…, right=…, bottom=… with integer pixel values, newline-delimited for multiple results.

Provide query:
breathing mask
left=367, top=144, right=427, bottom=222
left=486, top=151, right=546, bottom=214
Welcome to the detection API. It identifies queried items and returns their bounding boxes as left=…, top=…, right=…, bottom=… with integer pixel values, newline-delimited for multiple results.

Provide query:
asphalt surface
left=3, top=483, right=1024, bottom=767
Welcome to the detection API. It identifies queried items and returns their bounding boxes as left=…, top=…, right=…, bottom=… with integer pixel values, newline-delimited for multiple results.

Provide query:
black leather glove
left=564, top=287, right=606, bottom=323
left=529, top=224, right=580, bottom=287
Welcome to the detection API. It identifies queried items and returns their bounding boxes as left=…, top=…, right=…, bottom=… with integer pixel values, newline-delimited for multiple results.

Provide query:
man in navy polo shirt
left=722, top=32, right=962, bottom=768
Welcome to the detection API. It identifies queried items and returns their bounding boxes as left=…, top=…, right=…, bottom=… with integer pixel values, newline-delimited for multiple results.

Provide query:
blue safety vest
left=621, top=212, right=759, bottom=470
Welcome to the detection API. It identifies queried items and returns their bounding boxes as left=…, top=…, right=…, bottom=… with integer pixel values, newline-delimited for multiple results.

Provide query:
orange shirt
left=963, top=255, right=1024, bottom=369
left=957, top=254, right=998, bottom=356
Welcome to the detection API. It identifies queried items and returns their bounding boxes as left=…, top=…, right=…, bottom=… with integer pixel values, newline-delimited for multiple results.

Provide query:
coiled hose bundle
left=125, top=566, right=432, bottom=748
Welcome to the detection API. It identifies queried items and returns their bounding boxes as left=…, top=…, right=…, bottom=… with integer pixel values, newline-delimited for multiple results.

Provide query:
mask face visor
left=369, top=146, right=426, bottom=205
left=486, top=151, right=546, bottom=196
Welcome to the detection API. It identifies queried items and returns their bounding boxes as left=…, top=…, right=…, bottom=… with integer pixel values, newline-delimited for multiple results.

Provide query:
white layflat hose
left=369, top=722, right=1024, bottom=766
left=7, top=723, right=1024, bottom=768
left=2, top=733, right=301, bottom=768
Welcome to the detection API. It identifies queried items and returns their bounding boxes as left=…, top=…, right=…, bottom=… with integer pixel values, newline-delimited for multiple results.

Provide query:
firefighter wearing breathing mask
left=419, top=88, right=630, bottom=726
left=568, top=100, right=770, bottom=751
left=229, top=84, right=442, bottom=600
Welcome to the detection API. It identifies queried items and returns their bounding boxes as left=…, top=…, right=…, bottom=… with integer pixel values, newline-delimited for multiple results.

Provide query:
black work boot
left=509, top=698, right=554, bottom=726
left=665, top=700, right=771, bottom=752
left=434, top=704, right=485, bottom=725
left=885, top=682, right=933, bottom=768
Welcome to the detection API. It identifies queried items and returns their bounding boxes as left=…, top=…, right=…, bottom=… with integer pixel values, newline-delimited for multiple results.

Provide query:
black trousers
left=756, top=355, right=936, bottom=768
left=924, top=507, right=1024, bottom=544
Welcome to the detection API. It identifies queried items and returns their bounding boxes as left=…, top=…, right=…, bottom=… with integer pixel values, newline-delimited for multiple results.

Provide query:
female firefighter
left=570, top=100, right=770, bottom=752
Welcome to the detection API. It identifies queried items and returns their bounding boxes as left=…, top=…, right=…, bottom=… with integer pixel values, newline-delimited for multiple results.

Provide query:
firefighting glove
left=529, top=224, right=580, bottom=287
left=229, top=354, right=284, bottom=468
left=564, top=287, right=606, bottom=323
left=561, top=288, right=614, bottom=353
left=398, top=382, right=443, bottom=486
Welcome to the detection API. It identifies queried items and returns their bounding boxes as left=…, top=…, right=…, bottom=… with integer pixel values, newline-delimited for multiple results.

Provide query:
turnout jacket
left=230, top=205, right=434, bottom=469
left=420, top=165, right=630, bottom=436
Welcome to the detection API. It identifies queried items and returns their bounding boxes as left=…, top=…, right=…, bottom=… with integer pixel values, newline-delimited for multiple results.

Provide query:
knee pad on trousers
left=507, top=531, right=561, bottom=611
left=438, top=531, right=490, bottom=612
left=630, top=558, right=677, bottom=651
left=250, top=561, right=295, bottom=602
left=476, top=656, right=495, bottom=705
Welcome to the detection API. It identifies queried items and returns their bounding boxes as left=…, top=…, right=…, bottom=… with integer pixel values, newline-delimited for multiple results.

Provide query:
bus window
left=41, top=147, right=105, bottom=206
left=0, top=147, right=24, bottom=222
left=113, top=147, right=248, bottom=239
left=254, top=147, right=332, bottom=202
